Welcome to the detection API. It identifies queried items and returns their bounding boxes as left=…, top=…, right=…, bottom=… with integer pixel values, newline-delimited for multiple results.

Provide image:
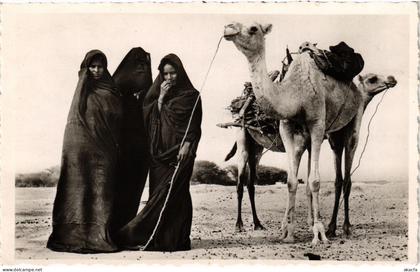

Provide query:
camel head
left=298, top=41, right=320, bottom=54
left=358, top=73, right=397, bottom=97
left=224, top=22, right=273, bottom=60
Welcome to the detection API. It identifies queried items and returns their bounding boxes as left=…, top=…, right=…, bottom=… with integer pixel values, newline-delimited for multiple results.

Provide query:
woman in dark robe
left=47, top=50, right=122, bottom=253
left=110, top=47, right=153, bottom=233
left=114, top=54, right=202, bottom=252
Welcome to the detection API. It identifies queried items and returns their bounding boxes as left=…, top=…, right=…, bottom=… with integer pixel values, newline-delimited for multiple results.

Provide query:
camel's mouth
left=383, top=76, right=397, bottom=89
left=370, top=80, right=397, bottom=95
left=385, top=79, right=397, bottom=88
left=224, top=25, right=239, bottom=41
left=299, top=47, right=312, bottom=54
left=223, top=33, right=238, bottom=41
left=373, top=85, right=390, bottom=93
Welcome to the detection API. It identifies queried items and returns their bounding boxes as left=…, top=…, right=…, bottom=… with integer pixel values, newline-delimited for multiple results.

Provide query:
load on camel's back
left=298, top=41, right=365, bottom=82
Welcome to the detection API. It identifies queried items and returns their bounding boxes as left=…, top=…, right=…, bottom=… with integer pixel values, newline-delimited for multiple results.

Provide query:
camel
left=223, top=73, right=397, bottom=236
left=223, top=21, right=394, bottom=245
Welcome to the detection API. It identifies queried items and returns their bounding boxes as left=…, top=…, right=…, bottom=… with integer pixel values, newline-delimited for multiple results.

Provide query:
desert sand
left=15, top=180, right=408, bottom=261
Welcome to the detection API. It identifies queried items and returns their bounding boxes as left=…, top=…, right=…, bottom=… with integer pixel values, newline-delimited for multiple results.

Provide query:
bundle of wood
left=227, top=82, right=279, bottom=135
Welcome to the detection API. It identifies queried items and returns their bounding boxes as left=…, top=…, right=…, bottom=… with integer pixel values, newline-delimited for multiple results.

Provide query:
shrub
left=191, top=160, right=235, bottom=186
left=224, top=164, right=288, bottom=185
left=15, top=166, right=60, bottom=187
left=224, top=164, right=238, bottom=181
left=256, top=165, right=287, bottom=185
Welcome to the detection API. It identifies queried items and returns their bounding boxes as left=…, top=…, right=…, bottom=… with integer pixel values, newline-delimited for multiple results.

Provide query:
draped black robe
left=110, top=48, right=153, bottom=233
left=115, top=54, right=202, bottom=252
left=47, top=50, right=122, bottom=253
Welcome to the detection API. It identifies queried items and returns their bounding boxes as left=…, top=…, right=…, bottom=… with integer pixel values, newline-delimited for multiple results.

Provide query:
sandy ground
left=15, top=181, right=408, bottom=261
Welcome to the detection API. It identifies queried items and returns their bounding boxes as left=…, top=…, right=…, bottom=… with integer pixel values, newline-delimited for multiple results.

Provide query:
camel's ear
left=358, top=75, right=364, bottom=82
left=313, top=43, right=318, bottom=47
left=261, top=24, right=273, bottom=35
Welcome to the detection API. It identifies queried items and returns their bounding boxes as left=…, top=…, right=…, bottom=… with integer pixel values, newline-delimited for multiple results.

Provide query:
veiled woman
left=115, top=54, right=202, bottom=251
left=47, top=50, right=122, bottom=253
left=110, top=47, right=153, bottom=233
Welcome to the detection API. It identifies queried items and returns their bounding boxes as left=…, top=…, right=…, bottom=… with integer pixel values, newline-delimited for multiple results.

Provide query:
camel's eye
left=249, top=26, right=259, bottom=34
left=368, top=76, right=378, bottom=84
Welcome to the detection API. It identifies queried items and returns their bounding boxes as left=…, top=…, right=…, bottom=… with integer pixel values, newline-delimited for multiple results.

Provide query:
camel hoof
left=282, top=236, right=295, bottom=243
left=235, top=222, right=245, bottom=233
left=254, top=223, right=265, bottom=231
left=343, top=223, right=352, bottom=237
left=326, top=230, right=336, bottom=238
left=280, top=227, right=288, bottom=240
left=326, top=226, right=337, bottom=238
left=311, top=238, right=320, bottom=247
left=280, top=232, right=287, bottom=240
left=235, top=226, right=245, bottom=233
left=322, top=238, right=331, bottom=244
left=312, top=222, right=328, bottom=245
left=280, top=222, right=295, bottom=242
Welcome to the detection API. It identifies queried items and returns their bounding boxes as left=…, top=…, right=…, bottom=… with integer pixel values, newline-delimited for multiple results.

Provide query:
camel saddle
left=300, top=41, right=364, bottom=82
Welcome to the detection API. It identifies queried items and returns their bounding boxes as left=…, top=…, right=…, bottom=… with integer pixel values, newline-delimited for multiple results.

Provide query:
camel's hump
left=282, top=52, right=362, bottom=132
left=290, top=52, right=318, bottom=74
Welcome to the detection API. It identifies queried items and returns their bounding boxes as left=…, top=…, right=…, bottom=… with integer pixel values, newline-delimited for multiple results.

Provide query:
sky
left=2, top=4, right=415, bottom=182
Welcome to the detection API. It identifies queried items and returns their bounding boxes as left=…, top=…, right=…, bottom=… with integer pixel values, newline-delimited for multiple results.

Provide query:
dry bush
left=224, top=164, right=287, bottom=185
left=191, top=161, right=235, bottom=186
left=15, top=166, right=60, bottom=187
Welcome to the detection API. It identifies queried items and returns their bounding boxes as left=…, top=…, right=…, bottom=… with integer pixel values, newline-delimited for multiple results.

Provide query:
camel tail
left=224, top=142, right=237, bottom=161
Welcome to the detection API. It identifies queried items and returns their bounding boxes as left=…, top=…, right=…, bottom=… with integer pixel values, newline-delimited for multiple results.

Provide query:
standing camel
left=223, top=21, right=388, bottom=245
left=223, top=73, right=397, bottom=236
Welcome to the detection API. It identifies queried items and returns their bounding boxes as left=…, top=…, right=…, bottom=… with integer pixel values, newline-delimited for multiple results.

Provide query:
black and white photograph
left=1, top=2, right=417, bottom=266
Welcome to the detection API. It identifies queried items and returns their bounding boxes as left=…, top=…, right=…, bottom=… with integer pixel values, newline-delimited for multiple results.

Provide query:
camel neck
left=357, top=83, right=374, bottom=110
left=247, top=52, right=293, bottom=119
left=248, top=53, right=277, bottom=101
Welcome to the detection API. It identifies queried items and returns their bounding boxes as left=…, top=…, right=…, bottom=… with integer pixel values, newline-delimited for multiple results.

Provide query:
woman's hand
left=177, top=142, right=191, bottom=163
left=158, top=80, right=172, bottom=110
left=160, top=80, right=171, bottom=98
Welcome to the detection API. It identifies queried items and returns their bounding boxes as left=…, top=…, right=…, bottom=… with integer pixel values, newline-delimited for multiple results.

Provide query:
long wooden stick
left=216, top=122, right=264, bottom=134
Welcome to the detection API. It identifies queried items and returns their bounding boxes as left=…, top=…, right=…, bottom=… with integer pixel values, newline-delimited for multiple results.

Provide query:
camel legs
left=306, top=147, right=313, bottom=230
left=305, top=148, right=323, bottom=232
left=235, top=128, right=248, bottom=232
left=235, top=128, right=264, bottom=232
left=342, top=128, right=359, bottom=237
left=326, top=117, right=360, bottom=238
left=307, top=121, right=329, bottom=246
left=326, top=131, right=345, bottom=237
left=279, top=121, right=305, bottom=243
left=248, top=142, right=265, bottom=230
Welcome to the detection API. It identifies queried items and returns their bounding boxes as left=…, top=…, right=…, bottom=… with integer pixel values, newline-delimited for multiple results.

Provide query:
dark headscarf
left=75, top=50, right=119, bottom=119
left=112, top=47, right=153, bottom=96
left=144, top=54, right=195, bottom=105
left=144, top=54, right=202, bottom=161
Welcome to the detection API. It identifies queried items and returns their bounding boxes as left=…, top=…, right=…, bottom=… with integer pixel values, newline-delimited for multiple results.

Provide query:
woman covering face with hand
left=47, top=50, right=122, bottom=253
left=115, top=54, right=202, bottom=252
